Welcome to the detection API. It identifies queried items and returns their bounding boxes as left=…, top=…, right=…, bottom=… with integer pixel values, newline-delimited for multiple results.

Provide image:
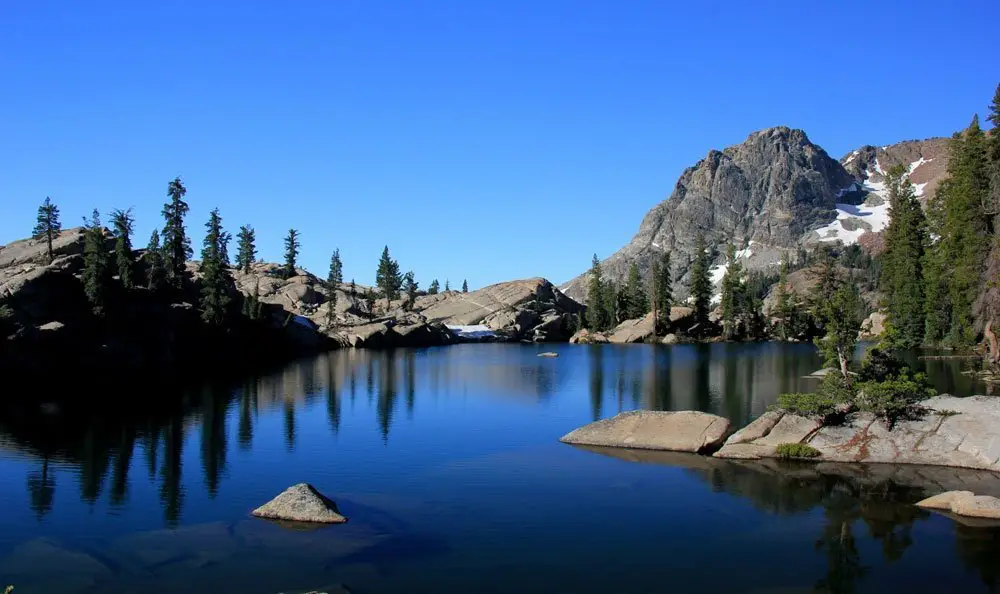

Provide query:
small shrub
left=776, top=443, right=821, bottom=459
left=0, top=303, right=12, bottom=319
left=855, top=371, right=935, bottom=429
left=776, top=373, right=854, bottom=421
left=934, top=409, right=960, bottom=417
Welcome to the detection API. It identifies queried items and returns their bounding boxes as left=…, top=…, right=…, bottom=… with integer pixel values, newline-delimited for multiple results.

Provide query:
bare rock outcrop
left=560, top=410, right=732, bottom=454
left=715, top=396, right=1000, bottom=472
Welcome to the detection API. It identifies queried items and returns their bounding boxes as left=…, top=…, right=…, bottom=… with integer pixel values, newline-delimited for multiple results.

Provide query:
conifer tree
left=818, top=283, right=865, bottom=386
left=586, top=255, right=608, bottom=331
left=809, top=246, right=840, bottom=328
left=720, top=244, right=741, bottom=339
left=772, top=259, right=798, bottom=341
left=110, top=208, right=136, bottom=289
left=365, top=287, right=376, bottom=320
left=462, top=279, right=469, bottom=293
left=880, top=164, right=927, bottom=349
left=445, top=279, right=451, bottom=291
left=32, top=197, right=61, bottom=264
left=688, top=234, right=712, bottom=333
left=403, top=271, right=418, bottom=310
left=924, top=116, right=990, bottom=345
left=198, top=208, right=233, bottom=326
left=428, top=279, right=440, bottom=295
left=243, top=278, right=263, bottom=320
left=375, top=245, right=402, bottom=308
left=975, top=85, right=1000, bottom=361
left=145, top=230, right=166, bottom=292
left=162, top=177, right=191, bottom=288
left=614, top=283, right=629, bottom=325
left=624, top=262, right=648, bottom=319
left=326, top=248, right=343, bottom=328
left=235, top=225, right=256, bottom=274
left=349, top=279, right=356, bottom=298
left=283, top=229, right=300, bottom=278
left=81, top=209, right=111, bottom=315
left=652, top=251, right=672, bottom=333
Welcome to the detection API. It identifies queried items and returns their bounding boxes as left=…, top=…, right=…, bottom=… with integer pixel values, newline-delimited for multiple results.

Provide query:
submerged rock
left=560, top=410, right=731, bottom=454
left=252, top=483, right=348, bottom=524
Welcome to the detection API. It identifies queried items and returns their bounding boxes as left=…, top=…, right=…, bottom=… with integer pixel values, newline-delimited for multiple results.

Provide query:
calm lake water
left=1, top=342, right=999, bottom=594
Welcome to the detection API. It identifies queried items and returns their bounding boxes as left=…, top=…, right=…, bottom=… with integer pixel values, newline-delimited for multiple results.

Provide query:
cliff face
left=562, top=126, right=855, bottom=301
left=561, top=128, right=954, bottom=303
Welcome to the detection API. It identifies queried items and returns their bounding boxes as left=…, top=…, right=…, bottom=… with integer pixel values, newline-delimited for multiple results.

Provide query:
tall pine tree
left=145, top=230, right=166, bottom=292
left=199, top=208, right=233, bottom=326
left=976, top=84, right=1000, bottom=364
left=651, top=251, right=672, bottom=334
left=283, top=229, right=300, bottom=278
left=403, top=271, right=419, bottom=310
left=428, top=279, right=440, bottom=295
left=235, top=225, right=256, bottom=274
left=326, top=248, right=343, bottom=328
left=688, top=234, right=713, bottom=334
left=880, top=164, right=927, bottom=349
left=925, top=116, right=990, bottom=346
left=32, top=197, right=61, bottom=264
left=586, top=254, right=608, bottom=331
left=375, top=245, right=402, bottom=308
left=462, top=279, right=469, bottom=293
left=624, top=262, right=648, bottom=320
left=772, top=259, right=797, bottom=341
left=81, top=209, right=111, bottom=315
left=162, top=177, right=191, bottom=288
left=110, top=208, right=136, bottom=289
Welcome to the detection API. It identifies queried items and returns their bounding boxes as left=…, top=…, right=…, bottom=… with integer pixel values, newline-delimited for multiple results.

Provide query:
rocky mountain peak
left=561, top=125, right=855, bottom=302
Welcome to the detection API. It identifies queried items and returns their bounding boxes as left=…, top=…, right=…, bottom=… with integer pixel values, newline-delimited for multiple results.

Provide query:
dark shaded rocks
left=560, top=410, right=732, bottom=454
left=252, top=483, right=348, bottom=524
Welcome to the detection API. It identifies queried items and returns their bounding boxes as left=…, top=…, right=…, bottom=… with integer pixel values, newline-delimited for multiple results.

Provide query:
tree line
left=26, top=178, right=471, bottom=330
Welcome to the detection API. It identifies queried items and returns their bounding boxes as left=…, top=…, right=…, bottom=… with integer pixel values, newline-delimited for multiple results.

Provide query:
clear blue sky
left=2, top=1, right=997, bottom=289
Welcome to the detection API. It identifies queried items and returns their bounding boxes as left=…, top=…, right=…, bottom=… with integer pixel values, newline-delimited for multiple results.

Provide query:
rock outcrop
left=715, top=396, right=1000, bottom=472
left=560, top=410, right=732, bottom=454
left=252, top=483, right=348, bottom=524
left=916, top=490, right=1000, bottom=520
left=561, top=127, right=856, bottom=302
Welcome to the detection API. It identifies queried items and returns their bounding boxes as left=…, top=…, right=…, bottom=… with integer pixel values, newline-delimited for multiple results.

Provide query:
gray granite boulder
left=560, top=410, right=732, bottom=454
left=252, top=483, right=348, bottom=524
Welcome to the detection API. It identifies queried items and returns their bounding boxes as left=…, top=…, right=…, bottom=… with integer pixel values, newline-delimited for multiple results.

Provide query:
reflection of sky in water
left=0, top=343, right=995, bottom=594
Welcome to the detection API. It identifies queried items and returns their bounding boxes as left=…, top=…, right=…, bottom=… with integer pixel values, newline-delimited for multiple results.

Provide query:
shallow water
left=0, top=342, right=997, bottom=593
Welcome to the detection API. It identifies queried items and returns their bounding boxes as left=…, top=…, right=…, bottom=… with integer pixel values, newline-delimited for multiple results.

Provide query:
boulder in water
left=252, top=483, right=348, bottom=524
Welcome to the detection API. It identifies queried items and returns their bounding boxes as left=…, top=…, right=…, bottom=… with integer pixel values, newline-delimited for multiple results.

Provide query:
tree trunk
left=46, top=230, right=54, bottom=264
left=839, top=349, right=852, bottom=388
left=986, top=319, right=1000, bottom=369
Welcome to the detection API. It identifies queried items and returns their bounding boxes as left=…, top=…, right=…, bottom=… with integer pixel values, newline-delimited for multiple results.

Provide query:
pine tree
left=162, top=177, right=191, bottom=288
left=326, top=248, right=343, bottom=328
left=651, top=251, right=672, bottom=333
left=462, top=279, right=469, bottom=293
left=235, top=225, right=256, bottom=274
left=624, top=262, right=648, bottom=320
left=81, top=209, right=111, bottom=315
left=375, top=245, right=402, bottom=308
left=445, top=279, right=451, bottom=292
left=198, top=208, right=233, bottom=326
left=688, top=234, right=712, bottom=333
left=243, top=278, right=263, bottom=320
left=818, top=283, right=865, bottom=386
left=428, top=279, right=440, bottom=295
left=880, top=164, right=927, bottom=349
left=145, top=230, right=166, bottom=292
left=32, top=197, right=61, bottom=264
left=365, top=288, right=376, bottom=320
left=586, top=255, right=608, bottom=331
left=720, top=244, right=743, bottom=339
left=809, top=246, right=840, bottom=328
left=110, top=208, right=136, bottom=289
left=976, top=85, right=1000, bottom=363
left=283, top=229, right=300, bottom=278
left=925, top=116, right=990, bottom=345
left=403, top=271, right=418, bottom=310
left=773, top=260, right=796, bottom=340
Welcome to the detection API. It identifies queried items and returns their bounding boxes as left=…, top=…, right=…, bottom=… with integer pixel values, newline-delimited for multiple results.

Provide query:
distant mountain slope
left=561, top=129, right=952, bottom=303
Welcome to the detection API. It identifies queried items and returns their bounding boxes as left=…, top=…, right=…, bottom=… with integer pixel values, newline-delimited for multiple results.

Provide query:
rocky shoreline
left=561, top=394, right=1000, bottom=473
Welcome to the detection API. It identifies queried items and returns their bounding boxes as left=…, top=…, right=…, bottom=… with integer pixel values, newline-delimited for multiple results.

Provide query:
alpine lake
left=1, top=342, right=999, bottom=594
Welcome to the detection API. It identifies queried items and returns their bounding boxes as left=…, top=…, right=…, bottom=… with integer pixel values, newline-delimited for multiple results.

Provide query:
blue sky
left=1, top=1, right=997, bottom=289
